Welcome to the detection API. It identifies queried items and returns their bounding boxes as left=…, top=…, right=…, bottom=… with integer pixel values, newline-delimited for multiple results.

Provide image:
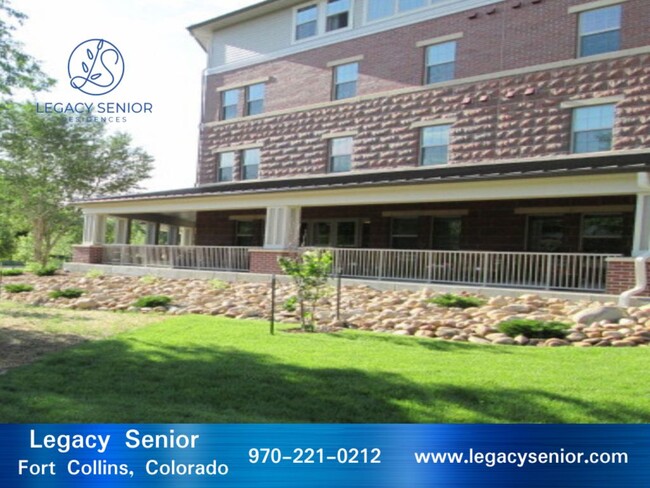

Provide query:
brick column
left=606, top=258, right=650, bottom=296
left=72, top=245, right=104, bottom=264
left=249, top=249, right=298, bottom=274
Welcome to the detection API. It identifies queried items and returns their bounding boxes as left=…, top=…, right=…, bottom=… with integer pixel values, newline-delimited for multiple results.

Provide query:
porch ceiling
left=76, top=152, right=650, bottom=215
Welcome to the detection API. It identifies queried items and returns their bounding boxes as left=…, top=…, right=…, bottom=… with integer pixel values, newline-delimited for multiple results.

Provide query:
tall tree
left=0, top=102, right=153, bottom=265
left=0, top=0, right=52, bottom=96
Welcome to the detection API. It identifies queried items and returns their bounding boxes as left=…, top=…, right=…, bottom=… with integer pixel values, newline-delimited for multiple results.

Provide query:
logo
left=68, top=39, right=125, bottom=96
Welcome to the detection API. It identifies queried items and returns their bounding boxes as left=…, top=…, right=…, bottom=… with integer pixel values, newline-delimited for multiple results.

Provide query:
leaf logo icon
left=68, top=38, right=125, bottom=96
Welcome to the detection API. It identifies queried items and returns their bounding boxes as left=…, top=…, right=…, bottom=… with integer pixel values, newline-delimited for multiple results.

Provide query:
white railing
left=102, top=245, right=251, bottom=272
left=323, top=248, right=619, bottom=292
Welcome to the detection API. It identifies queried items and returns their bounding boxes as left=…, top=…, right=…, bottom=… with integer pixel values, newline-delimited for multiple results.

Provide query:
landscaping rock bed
left=2, top=273, right=649, bottom=347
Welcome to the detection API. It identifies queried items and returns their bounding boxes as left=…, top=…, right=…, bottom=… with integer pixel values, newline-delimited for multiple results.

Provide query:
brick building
left=74, top=0, right=650, bottom=295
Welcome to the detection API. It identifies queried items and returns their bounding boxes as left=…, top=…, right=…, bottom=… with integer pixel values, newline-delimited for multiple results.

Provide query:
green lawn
left=0, top=308, right=648, bottom=423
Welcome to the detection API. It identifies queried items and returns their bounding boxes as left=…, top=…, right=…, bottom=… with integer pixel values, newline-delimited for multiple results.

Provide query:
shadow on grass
left=0, top=307, right=93, bottom=322
left=0, top=337, right=647, bottom=423
left=0, top=327, right=88, bottom=371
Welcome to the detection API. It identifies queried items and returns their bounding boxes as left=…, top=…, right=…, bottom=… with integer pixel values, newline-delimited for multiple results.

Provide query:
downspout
left=618, top=252, right=650, bottom=307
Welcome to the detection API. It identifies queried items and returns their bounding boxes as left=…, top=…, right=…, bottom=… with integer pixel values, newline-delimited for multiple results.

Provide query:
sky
left=14, top=0, right=260, bottom=191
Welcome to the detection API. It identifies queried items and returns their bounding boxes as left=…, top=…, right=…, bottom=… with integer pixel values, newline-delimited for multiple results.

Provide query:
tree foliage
left=0, top=0, right=52, bottom=96
left=0, top=103, right=153, bottom=265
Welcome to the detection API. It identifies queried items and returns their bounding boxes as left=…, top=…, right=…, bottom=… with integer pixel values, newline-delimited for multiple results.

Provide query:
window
left=221, top=89, right=239, bottom=120
left=245, top=83, right=265, bottom=116
left=582, top=214, right=626, bottom=253
left=527, top=216, right=565, bottom=252
left=391, top=218, right=419, bottom=249
left=217, top=152, right=235, bottom=182
left=425, top=41, right=456, bottom=84
left=399, top=0, right=426, bottom=12
left=329, top=136, right=353, bottom=172
left=296, top=4, right=318, bottom=40
left=578, top=6, right=621, bottom=57
left=572, top=104, right=615, bottom=153
left=333, top=62, right=358, bottom=100
left=304, top=220, right=358, bottom=247
left=421, top=125, right=450, bottom=165
left=326, top=0, right=350, bottom=32
left=366, top=0, right=428, bottom=22
left=431, top=217, right=461, bottom=250
left=235, top=221, right=257, bottom=247
left=242, top=148, right=260, bottom=180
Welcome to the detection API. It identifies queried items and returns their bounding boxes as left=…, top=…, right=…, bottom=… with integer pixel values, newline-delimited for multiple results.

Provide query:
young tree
left=0, top=0, right=52, bottom=96
left=0, top=103, right=153, bottom=265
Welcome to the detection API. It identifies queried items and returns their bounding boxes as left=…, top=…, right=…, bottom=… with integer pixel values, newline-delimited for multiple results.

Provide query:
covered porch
left=71, top=154, right=650, bottom=294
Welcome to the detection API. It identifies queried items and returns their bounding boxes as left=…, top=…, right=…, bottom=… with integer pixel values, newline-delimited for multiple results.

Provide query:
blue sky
left=15, top=0, right=260, bottom=191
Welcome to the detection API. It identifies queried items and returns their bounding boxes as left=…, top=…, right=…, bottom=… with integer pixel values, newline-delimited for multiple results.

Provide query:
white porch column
left=82, top=214, right=107, bottom=245
left=264, top=206, right=301, bottom=249
left=166, top=225, right=180, bottom=245
left=180, top=227, right=195, bottom=246
left=145, top=222, right=159, bottom=245
left=114, top=218, right=130, bottom=244
left=633, top=193, right=650, bottom=255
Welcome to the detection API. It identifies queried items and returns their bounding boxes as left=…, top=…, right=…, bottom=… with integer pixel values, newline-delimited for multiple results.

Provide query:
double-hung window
left=242, top=148, right=260, bottom=180
left=326, top=0, right=350, bottom=32
left=221, top=89, right=239, bottom=120
left=425, top=41, right=456, bottom=84
left=333, top=62, right=358, bottom=100
left=572, top=104, right=615, bottom=153
left=578, top=6, right=621, bottom=57
left=329, top=136, right=353, bottom=173
left=217, top=152, right=235, bottom=182
left=296, top=4, right=318, bottom=40
left=245, top=83, right=265, bottom=116
left=391, top=218, right=419, bottom=249
left=421, top=125, right=451, bottom=165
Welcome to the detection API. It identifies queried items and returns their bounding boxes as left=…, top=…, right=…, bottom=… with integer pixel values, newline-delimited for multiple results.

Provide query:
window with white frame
left=578, top=5, right=622, bottom=58
left=221, top=89, right=239, bottom=120
left=217, top=152, right=235, bottom=182
left=295, top=4, right=318, bottom=40
left=572, top=104, right=615, bottom=153
left=241, top=148, right=260, bottom=180
left=367, top=0, right=430, bottom=22
left=245, top=83, right=265, bottom=116
left=326, top=0, right=350, bottom=32
left=333, top=62, right=358, bottom=100
left=425, top=41, right=456, bottom=84
left=421, top=125, right=450, bottom=165
left=329, top=136, right=353, bottom=172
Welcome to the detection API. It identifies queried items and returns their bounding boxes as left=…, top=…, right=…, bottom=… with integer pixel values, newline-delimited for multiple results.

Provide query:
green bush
left=133, top=295, right=172, bottom=308
left=428, top=293, right=486, bottom=309
left=1, top=268, right=24, bottom=276
left=139, top=275, right=159, bottom=285
left=49, top=288, right=84, bottom=299
left=283, top=296, right=298, bottom=312
left=210, top=279, right=229, bottom=290
left=498, top=319, right=570, bottom=339
left=4, top=284, right=34, bottom=293
left=85, top=269, right=105, bottom=279
left=30, top=264, right=59, bottom=276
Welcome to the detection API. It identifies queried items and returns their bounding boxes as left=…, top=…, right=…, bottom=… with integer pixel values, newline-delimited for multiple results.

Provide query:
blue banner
left=0, top=424, right=647, bottom=487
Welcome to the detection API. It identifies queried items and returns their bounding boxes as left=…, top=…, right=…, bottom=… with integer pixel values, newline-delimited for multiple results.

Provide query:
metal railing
left=102, top=245, right=251, bottom=272
left=323, top=248, right=619, bottom=292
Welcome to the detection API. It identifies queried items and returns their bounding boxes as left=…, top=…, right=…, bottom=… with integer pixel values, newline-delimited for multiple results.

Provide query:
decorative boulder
left=572, top=306, right=626, bottom=326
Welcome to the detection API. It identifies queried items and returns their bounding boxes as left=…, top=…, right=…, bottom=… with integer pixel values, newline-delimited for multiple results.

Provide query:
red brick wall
left=72, top=246, right=103, bottom=264
left=205, top=0, right=650, bottom=120
left=249, top=250, right=298, bottom=274
left=606, top=260, right=650, bottom=296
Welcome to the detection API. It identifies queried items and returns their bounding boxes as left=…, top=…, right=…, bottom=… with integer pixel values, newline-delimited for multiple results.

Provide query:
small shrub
left=429, top=293, right=486, bottom=309
left=210, top=279, right=229, bottom=290
left=283, top=296, right=298, bottom=312
left=85, top=269, right=105, bottom=279
left=30, top=264, right=59, bottom=276
left=133, top=295, right=172, bottom=308
left=4, top=284, right=34, bottom=294
left=49, top=288, right=85, bottom=299
left=139, top=275, right=159, bottom=285
left=498, top=319, right=570, bottom=339
left=1, top=268, right=24, bottom=276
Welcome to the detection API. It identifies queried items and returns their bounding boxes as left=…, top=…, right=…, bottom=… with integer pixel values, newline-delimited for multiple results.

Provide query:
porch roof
left=78, top=152, right=650, bottom=205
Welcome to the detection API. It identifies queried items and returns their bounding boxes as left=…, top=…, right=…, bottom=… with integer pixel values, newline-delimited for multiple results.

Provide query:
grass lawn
left=0, top=302, right=648, bottom=423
